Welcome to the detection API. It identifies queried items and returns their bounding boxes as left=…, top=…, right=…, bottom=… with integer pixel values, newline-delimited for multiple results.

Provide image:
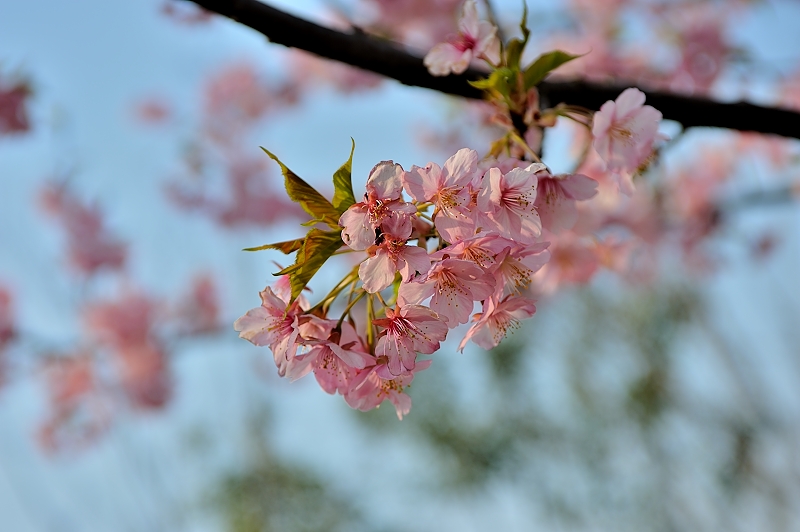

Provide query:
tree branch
left=186, top=0, right=800, bottom=140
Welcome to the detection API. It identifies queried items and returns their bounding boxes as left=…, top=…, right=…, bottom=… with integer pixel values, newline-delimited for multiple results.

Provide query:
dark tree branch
left=186, top=0, right=800, bottom=141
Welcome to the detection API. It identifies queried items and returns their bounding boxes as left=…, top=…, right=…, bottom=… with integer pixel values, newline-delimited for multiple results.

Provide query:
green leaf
left=243, top=238, right=304, bottom=254
left=468, top=78, right=494, bottom=90
left=523, top=50, right=584, bottom=89
left=331, top=139, right=357, bottom=214
left=506, top=38, right=525, bottom=71
left=518, top=1, right=530, bottom=44
left=274, top=229, right=344, bottom=302
left=261, top=147, right=340, bottom=228
left=468, top=67, right=515, bottom=99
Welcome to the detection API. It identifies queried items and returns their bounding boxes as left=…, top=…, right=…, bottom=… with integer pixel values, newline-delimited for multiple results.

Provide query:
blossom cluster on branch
left=234, top=1, right=669, bottom=418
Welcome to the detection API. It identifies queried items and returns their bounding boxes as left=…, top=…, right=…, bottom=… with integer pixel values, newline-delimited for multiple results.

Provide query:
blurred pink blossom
left=424, top=0, right=500, bottom=76
left=38, top=354, right=110, bottom=453
left=83, top=293, right=173, bottom=410
left=459, top=295, right=537, bottom=351
left=39, top=182, right=127, bottom=275
left=173, top=275, right=220, bottom=335
left=0, top=79, right=31, bottom=135
left=592, top=88, right=662, bottom=193
left=133, top=95, right=171, bottom=125
left=160, top=0, right=213, bottom=25
left=166, top=156, right=304, bottom=228
left=0, top=287, right=14, bottom=352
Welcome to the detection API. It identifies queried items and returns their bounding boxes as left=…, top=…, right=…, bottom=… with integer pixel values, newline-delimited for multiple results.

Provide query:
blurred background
left=1, top=0, right=800, bottom=530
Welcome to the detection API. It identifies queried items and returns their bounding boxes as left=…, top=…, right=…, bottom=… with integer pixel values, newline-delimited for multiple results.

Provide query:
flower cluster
left=235, top=148, right=606, bottom=418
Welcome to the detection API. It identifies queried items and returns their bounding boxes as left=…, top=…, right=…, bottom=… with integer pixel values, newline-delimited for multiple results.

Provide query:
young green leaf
left=506, top=38, right=525, bottom=71
left=331, top=138, right=356, bottom=214
left=243, top=238, right=305, bottom=254
left=274, top=229, right=344, bottom=302
left=523, top=50, right=584, bottom=89
left=468, top=67, right=515, bottom=99
left=518, top=1, right=530, bottom=44
left=261, top=147, right=340, bottom=228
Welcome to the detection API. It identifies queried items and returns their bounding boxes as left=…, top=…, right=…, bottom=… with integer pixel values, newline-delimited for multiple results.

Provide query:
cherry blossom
left=359, top=234, right=432, bottom=293
left=489, top=241, right=551, bottom=298
left=372, top=304, right=448, bottom=376
left=592, top=88, right=662, bottom=192
left=459, top=295, right=538, bottom=351
left=115, top=343, right=172, bottom=410
left=83, top=293, right=158, bottom=350
left=233, top=286, right=306, bottom=376
left=403, top=148, right=478, bottom=243
left=534, top=235, right=600, bottom=293
left=173, top=275, right=219, bottom=335
left=340, top=161, right=416, bottom=251
left=0, top=287, right=14, bottom=353
left=287, top=321, right=374, bottom=394
left=535, top=173, right=598, bottom=232
left=167, top=156, right=303, bottom=228
left=38, top=354, right=110, bottom=454
left=39, top=182, right=127, bottom=275
left=0, top=79, right=31, bottom=134
left=424, top=0, right=501, bottom=76
left=399, top=258, right=495, bottom=327
left=478, top=163, right=545, bottom=244
left=345, top=359, right=432, bottom=420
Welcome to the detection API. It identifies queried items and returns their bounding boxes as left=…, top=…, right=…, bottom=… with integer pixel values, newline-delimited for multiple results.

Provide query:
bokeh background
left=1, top=0, right=800, bottom=530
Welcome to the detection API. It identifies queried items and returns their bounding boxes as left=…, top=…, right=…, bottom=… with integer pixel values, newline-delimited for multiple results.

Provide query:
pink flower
left=489, top=241, right=551, bottom=298
left=38, top=354, right=111, bottom=454
left=534, top=173, right=598, bottom=232
left=82, top=293, right=173, bottom=410
left=358, top=212, right=431, bottom=293
left=173, top=275, right=219, bottom=335
left=359, top=239, right=432, bottom=294
left=166, top=155, right=304, bottom=229
left=83, top=293, right=158, bottom=349
left=592, top=88, right=662, bottom=191
left=424, top=0, right=500, bottom=76
left=432, top=232, right=508, bottom=270
left=0, top=80, right=31, bottom=135
left=115, top=343, right=172, bottom=410
left=39, top=182, right=127, bottom=276
left=233, top=286, right=305, bottom=376
left=403, top=148, right=478, bottom=243
left=0, top=287, right=14, bottom=352
left=372, top=304, right=448, bottom=376
left=339, top=161, right=416, bottom=250
left=478, top=164, right=545, bottom=244
left=534, top=235, right=600, bottom=293
left=399, top=258, right=495, bottom=327
left=204, top=63, right=272, bottom=133
left=133, top=95, right=171, bottom=125
left=287, top=321, right=375, bottom=395
left=345, top=359, right=432, bottom=420
left=459, top=295, right=537, bottom=351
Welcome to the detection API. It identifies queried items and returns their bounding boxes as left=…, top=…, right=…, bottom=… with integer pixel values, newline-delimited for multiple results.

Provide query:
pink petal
left=339, top=204, right=374, bottom=251
left=615, top=88, right=647, bottom=120
left=359, top=250, right=397, bottom=293
left=442, top=148, right=478, bottom=187
left=367, top=161, right=404, bottom=200
left=559, top=174, right=598, bottom=200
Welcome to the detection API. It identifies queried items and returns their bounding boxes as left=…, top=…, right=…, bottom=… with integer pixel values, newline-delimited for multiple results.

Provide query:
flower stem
left=336, top=289, right=366, bottom=329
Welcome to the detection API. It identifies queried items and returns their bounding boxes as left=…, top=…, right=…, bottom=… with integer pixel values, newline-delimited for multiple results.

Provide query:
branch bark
left=186, top=0, right=800, bottom=140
